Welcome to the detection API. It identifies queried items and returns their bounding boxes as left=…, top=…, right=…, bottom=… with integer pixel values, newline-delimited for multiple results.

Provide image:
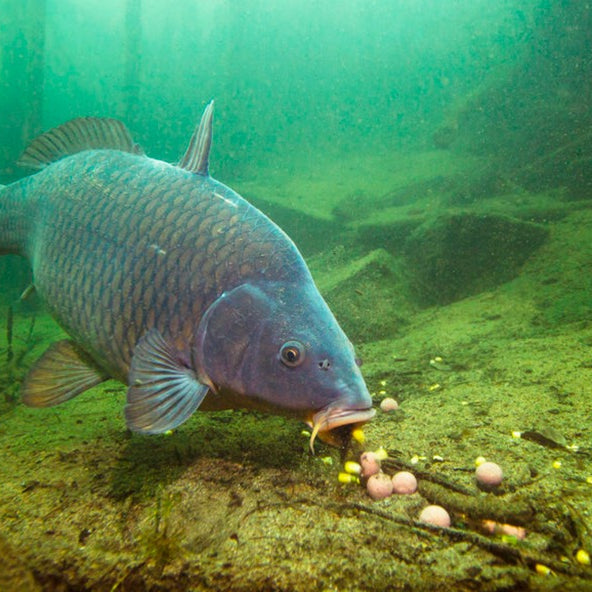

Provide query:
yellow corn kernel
left=552, top=460, right=562, bottom=470
left=474, top=456, right=487, bottom=467
left=344, top=461, right=362, bottom=475
left=338, top=472, right=360, bottom=484
left=351, top=427, right=365, bottom=444
left=576, top=549, right=591, bottom=566
left=374, top=447, right=388, bottom=460
left=535, top=564, right=553, bottom=576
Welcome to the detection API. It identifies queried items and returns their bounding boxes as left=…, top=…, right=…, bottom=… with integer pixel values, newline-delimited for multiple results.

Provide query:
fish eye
left=279, top=341, right=305, bottom=367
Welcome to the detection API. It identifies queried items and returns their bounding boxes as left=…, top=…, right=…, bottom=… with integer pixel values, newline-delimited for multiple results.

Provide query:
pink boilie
left=419, top=505, right=451, bottom=527
left=360, top=451, right=381, bottom=478
left=475, top=461, right=503, bottom=487
left=391, top=471, right=418, bottom=495
left=366, top=473, right=394, bottom=500
left=380, top=397, right=399, bottom=412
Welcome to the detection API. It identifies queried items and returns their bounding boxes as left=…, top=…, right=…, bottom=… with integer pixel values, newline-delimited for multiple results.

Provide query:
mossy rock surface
left=311, top=248, right=415, bottom=342
left=404, top=212, right=548, bottom=305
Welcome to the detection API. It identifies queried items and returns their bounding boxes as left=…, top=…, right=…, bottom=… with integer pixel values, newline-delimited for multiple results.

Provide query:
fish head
left=195, top=281, right=375, bottom=449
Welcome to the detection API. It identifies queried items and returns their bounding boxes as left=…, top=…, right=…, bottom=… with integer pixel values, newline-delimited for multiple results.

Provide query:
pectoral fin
left=125, top=329, right=209, bottom=434
left=22, top=340, right=108, bottom=407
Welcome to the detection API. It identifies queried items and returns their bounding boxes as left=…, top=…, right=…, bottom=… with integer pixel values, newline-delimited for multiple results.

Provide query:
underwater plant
left=1, top=305, right=38, bottom=406
left=138, top=488, right=184, bottom=575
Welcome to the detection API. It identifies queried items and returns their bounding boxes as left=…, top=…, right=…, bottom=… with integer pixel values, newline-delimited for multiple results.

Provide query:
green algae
left=138, top=488, right=185, bottom=575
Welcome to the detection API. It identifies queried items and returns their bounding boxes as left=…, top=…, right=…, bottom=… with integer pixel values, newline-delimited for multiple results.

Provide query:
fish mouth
left=306, top=405, right=376, bottom=453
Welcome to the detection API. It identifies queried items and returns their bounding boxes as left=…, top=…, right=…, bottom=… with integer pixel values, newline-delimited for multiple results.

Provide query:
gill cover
left=195, top=283, right=270, bottom=397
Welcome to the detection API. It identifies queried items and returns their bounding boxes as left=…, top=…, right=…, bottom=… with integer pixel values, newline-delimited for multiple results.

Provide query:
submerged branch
left=340, top=501, right=592, bottom=580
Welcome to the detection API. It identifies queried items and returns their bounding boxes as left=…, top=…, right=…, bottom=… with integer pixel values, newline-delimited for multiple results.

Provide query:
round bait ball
left=380, top=397, right=399, bottom=412
left=475, top=461, right=503, bottom=487
left=392, top=471, right=417, bottom=495
left=360, top=451, right=381, bottom=478
left=366, top=472, right=394, bottom=500
left=419, top=505, right=451, bottom=527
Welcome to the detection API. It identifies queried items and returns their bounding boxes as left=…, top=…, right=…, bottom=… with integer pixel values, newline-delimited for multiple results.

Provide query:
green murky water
left=1, top=1, right=591, bottom=590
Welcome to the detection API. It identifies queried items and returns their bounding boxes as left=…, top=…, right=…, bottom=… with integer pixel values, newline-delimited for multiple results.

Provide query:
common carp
left=0, top=101, right=375, bottom=450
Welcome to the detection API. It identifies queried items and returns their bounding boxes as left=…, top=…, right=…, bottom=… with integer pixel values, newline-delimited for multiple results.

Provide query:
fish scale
left=0, top=102, right=374, bottom=448
left=29, top=151, right=291, bottom=380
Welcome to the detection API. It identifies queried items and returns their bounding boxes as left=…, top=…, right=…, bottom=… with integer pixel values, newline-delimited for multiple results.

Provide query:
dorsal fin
left=178, top=100, right=214, bottom=176
left=18, top=117, right=143, bottom=169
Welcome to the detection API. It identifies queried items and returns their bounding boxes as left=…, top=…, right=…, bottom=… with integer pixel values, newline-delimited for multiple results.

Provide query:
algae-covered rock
left=312, top=248, right=415, bottom=342
left=404, top=213, right=548, bottom=305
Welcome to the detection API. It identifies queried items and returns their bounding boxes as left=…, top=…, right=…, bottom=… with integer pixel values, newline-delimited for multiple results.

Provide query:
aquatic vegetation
left=138, top=489, right=184, bottom=574
left=0, top=306, right=38, bottom=407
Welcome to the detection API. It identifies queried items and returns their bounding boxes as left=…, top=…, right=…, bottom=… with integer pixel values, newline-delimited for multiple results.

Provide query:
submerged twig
left=418, top=481, right=534, bottom=526
left=384, top=453, right=535, bottom=525
left=236, top=492, right=588, bottom=579
left=383, top=454, right=474, bottom=495
left=342, top=501, right=592, bottom=579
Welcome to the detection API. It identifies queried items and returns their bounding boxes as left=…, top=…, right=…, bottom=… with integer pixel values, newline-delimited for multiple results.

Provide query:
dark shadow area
left=109, top=411, right=308, bottom=501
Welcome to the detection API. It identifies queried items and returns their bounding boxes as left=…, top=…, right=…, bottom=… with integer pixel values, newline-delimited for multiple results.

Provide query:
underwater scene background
left=1, top=1, right=592, bottom=590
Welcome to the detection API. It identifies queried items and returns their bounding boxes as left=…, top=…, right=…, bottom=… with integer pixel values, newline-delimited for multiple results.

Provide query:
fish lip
left=308, top=405, right=376, bottom=432
left=306, top=405, right=376, bottom=452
